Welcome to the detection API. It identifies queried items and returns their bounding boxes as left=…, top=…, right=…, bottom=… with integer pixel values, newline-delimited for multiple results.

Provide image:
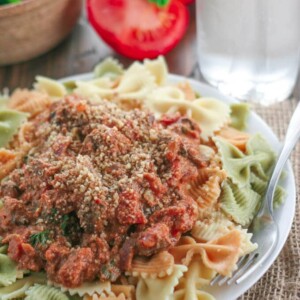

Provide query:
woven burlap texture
left=239, top=98, right=300, bottom=300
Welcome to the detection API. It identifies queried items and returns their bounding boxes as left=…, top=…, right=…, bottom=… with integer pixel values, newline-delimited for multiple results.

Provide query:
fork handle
left=266, top=101, right=300, bottom=214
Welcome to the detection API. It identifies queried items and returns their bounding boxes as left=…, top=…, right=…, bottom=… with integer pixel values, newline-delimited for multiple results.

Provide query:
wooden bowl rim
left=0, top=0, right=58, bottom=17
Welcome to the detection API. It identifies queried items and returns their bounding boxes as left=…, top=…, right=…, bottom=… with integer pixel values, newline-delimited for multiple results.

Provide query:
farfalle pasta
left=229, top=103, right=250, bottom=131
left=135, top=265, right=187, bottom=300
left=173, top=255, right=216, bottom=300
left=0, top=273, right=46, bottom=300
left=145, top=96, right=230, bottom=139
left=126, top=251, right=174, bottom=279
left=187, top=168, right=227, bottom=217
left=215, top=126, right=250, bottom=151
left=191, top=210, right=234, bottom=243
left=0, top=57, right=284, bottom=300
left=50, top=281, right=111, bottom=297
left=0, top=109, right=28, bottom=148
left=8, top=89, right=52, bottom=117
left=169, top=231, right=241, bottom=277
left=93, top=57, right=124, bottom=80
left=34, top=76, right=67, bottom=98
left=25, top=284, right=69, bottom=300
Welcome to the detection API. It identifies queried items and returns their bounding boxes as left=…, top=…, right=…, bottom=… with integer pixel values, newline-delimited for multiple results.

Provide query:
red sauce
left=0, top=96, right=205, bottom=287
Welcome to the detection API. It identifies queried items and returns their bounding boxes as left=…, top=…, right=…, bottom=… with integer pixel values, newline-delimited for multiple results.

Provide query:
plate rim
left=59, top=72, right=296, bottom=299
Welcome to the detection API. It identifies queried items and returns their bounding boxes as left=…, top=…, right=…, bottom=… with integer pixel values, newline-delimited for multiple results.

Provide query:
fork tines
left=210, top=252, right=259, bottom=286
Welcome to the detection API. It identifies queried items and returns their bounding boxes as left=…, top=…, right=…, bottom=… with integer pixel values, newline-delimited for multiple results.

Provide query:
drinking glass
left=196, top=0, right=300, bottom=105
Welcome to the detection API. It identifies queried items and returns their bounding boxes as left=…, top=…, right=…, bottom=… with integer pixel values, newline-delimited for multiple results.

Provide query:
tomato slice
left=87, top=0, right=189, bottom=60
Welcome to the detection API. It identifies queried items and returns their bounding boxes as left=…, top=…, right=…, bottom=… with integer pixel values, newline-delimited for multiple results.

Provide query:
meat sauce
left=0, top=96, right=206, bottom=287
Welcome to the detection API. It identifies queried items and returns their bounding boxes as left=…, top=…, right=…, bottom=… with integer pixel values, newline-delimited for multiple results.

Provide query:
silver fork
left=211, top=101, right=300, bottom=286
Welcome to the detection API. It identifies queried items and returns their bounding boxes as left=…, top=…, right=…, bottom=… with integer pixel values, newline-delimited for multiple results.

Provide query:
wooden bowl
left=0, top=0, right=82, bottom=66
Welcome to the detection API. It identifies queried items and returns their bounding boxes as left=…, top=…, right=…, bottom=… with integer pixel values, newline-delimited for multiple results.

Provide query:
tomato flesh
left=87, top=0, right=189, bottom=59
left=179, top=0, right=194, bottom=4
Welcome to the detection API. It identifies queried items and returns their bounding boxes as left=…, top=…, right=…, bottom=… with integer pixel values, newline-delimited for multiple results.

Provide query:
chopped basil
left=29, top=230, right=49, bottom=246
left=61, top=214, right=70, bottom=236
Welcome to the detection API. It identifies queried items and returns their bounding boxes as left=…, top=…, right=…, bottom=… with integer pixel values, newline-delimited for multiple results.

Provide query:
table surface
left=0, top=4, right=299, bottom=300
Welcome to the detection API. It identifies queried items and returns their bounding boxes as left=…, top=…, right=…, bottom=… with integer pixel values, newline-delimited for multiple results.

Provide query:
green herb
left=23, top=155, right=29, bottom=164
left=148, top=0, right=170, bottom=7
left=61, top=215, right=70, bottom=236
left=45, top=208, right=58, bottom=224
left=101, top=265, right=108, bottom=273
left=29, top=230, right=49, bottom=246
left=0, top=0, right=21, bottom=5
left=49, top=111, right=56, bottom=120
left=50, top=208, right=58, bottom=216
left=110, top=259, right=116, bottom=266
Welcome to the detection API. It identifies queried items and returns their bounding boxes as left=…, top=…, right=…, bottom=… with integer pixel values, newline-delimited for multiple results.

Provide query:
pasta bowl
left=58, top=72, right=296, bottom=299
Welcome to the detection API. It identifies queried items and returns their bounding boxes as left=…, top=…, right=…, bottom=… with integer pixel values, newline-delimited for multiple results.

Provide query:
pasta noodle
left=215, top=133, right=284, bottom=225
left=0, top=254, right=19, bottom=287
left=74, top=78, right=114, bottom=99
left=115, top=63, right=156, bottom=100
left=8, top=89, right=52, bottom=117
left=0, top=245, right=8, bottom=254
left=1, top=282, right=31, bottom=300
left=147, top=86, right=186, bottom=103
left=176, top=82, right=197, bottom=101
left=85, top=285, right=135, bottom=300
left=0, top=124, right=34, bottom=180
left=85, top=293, right=126, bottom=300
left=169, top=231, right=241, bottom=276
left=111, top=285, right=135, bottom=300
left=187, top=168, right=227, bottom=216
left=215, top=126, right=250, bottom=152
left=214, top=135, right=275, bottom=187
left=191, top=210, right=233, bottom=242
left=0, top=152, right=22, bottom=180
left=145, top=96, right=230, bottom=139
left=237, top=227, right=258, bottom=256
left=50, top=281, right=111, bottom=297
left=0, top=148, right=16, bottom=164
left=126, top=251, right=174, bottom=279
left=229, top=103, right=249, bottom=130
left=94, top=58, right=124, bottom=80
left=25, top=284, right=69, bottom=300
left=34, top=76, right=67, bottom=98
left=220, top=179, right=261, bottom=226
left=0, top=109, right=28, bottom=148
left=191, top=210, right=257, bottom=256
left=0, top=273, right=46, bottom=300
left=76, top=63, right=156, bottom=102
left=246, top=134, right=276, bottom=176
left=173, top=256, right=216, bottom=300
left=144, top=56, right=168, bottom=85
left=135, top=265, right=187, bottom=300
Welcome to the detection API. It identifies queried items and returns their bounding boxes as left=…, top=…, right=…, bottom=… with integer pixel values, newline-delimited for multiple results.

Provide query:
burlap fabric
left=239, top=98, right=300, bottom=300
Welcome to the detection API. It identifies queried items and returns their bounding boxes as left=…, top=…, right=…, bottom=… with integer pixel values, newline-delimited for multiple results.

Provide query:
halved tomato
left=87, top=0, right=189, bottom=60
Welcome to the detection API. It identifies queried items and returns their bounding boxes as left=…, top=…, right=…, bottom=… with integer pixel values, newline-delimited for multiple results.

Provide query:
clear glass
left=196, top=0, right=300, bottom=105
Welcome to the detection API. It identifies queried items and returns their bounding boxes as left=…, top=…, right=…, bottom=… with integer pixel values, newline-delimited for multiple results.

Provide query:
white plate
left=60, top=73, right=296, bottom=300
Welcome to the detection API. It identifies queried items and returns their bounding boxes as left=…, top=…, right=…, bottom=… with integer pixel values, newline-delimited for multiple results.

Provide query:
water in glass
left=196, top=0, right=300, bottom=105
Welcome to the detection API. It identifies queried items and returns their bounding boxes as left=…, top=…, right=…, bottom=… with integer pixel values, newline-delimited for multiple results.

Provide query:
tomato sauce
left=0, top=96, right=205, bottom=287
